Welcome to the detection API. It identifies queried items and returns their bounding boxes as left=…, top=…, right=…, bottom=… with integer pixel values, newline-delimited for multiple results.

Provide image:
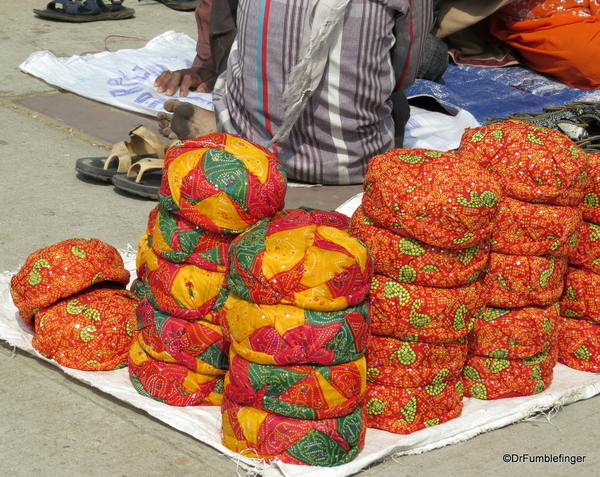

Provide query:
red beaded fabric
left=350, top=206, right=490, bottom=287
left=32, top=285, right=138, bottom=371
left=557, top=317, right=600, bottom=373
left=361, top=148, right=502, bottom=249
left=10, top=238, right=130, bottom=328
left=569, top=220, right=600, bottom=275
left=560, top=267, right=600, bottom=323
left=459, top=120, right=590, bottom=206
left=580, top=152, right=600, bottom=224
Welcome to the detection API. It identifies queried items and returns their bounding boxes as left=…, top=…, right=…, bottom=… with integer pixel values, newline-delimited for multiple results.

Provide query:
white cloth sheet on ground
left=19, top=31, right=213, bottom=116
left=2, top=247, right=600, bottom=477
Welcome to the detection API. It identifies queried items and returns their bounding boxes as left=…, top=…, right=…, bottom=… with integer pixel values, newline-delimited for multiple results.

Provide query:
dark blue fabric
left=406, top=63, right=600, bottom=125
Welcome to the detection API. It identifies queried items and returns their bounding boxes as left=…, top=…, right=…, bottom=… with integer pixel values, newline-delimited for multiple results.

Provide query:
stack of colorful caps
left=352, top=148, right=500, bottom=433
left=128, top=133, right=287, bottom=406
left=10, top=238, right=138, bottom=371
left=458, top=120, right=589, bottom=399
left=558, top=152, right=600, bottom=372
left=220, top=208, right=373, bottom=466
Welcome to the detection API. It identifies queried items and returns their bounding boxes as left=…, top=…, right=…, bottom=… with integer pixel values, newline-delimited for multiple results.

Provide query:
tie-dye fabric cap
left=483, top=252, right=568, bottom=308
left=350, top=206, right=490, bottom=287
left=32, top=285, right=138, bottom=371
left=128, top=331, right=224, bottom=406
left=144, top=250, right=228, bottom=320
left=11, top=238, right=131, bottom=328
left=131, top=232, right=153, bottom=300
left=227, top=212, right=373, bottom=311
left=491, top=197, right=582, bottom=257
left=366, top=335, right=468, bottom=388
left=361, top=148, right=502, bottom=249
left=158, top=133, right=287, bottom=234
left=224, top=350, right=366, bottom=420
left=462, top=346, right=558, bottom=400
left=580, top=152, right=600, bottom=223
left=560, top=267, right=600, bottom=323
left=557, top=317, right=600, bottom=373
left=468, top=304, right=560, bottom=360
left=569, top=221, right=600, bottom=275
left=221, top=398, right=365, bottom=466
left=221, top=294, right=369, bottom=366
left=459, top=120, right=590, bottom=206
left=363, top=379, right=464, bottom=434
left=147, top=205, right=234, bottom=272
left=368, top=275, right=485, bottom=344
left=136, top=298, right=228, bottom=374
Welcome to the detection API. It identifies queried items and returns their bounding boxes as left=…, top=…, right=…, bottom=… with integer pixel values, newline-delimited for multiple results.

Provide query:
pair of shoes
left=75, top=125, right=166, bottom=199
left=34, top=0, right=135, bottom=21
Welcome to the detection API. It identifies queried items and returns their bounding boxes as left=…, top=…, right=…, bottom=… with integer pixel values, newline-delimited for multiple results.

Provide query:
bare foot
left=157, top=99, right=217, bottom=140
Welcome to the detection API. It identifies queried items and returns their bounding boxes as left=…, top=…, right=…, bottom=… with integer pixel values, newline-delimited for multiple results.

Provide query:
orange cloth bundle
left=221, top=398, right=365, bottom=466
left=366, top=335, right=468, bottom=388
left=458, top=120, right=589, bottom=206
left=557, top=317, right=600, bottom=373
left=136, top=298, right=228, bottom=374
left=569, top=220, right=600, bottom=275
left=350, top=206, right=490, bottom=287
left=483, top=252, right=568, bottom=308
left=144, top=250, right=227, bottom=320
left=227, top=211, right=373, bottom=311
left=221, top=294, right=369, bottom=366
left=361, top=148, right=502, bottom=249
left=224, top=349, right=366, bottom=420
left=10, top=238, right=131, bottom=328
left=490, top=197, right=581, bottom=257
left=468, top=304, right=559, bottom=360
left=363, top=379, right=464, bottom=434
left=559, top=267, right=600, bottom=323
left=32, top=285, right=138, bottom=371
left=128, top=332, right=224, bottom=406
left=581, top=152, right=600, bottom=224
left=368, top=274, right=485, bottom=343
left=462, top=346, right=558, bottom=400
left=148, top=205, right=234, bottom=272
left=131, top=232, right=153, bottom=299
left=157, top=133, right=287, bottom=234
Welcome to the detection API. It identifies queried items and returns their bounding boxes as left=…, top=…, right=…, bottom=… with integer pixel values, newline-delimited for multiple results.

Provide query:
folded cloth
left=350, top=206, right=490, bottom=287
left=221, top=294, right=369, bottom=366
left=227, top=211, right=373, bottom=311
left=128, top=332, right=224, bottom=406
left=569, top=220, right=600, bottom=275
left=224, top=350, right=366, bottom=420
left=581, top=152, right=600, bottom=224
left=148, top=205, right=234, bottom=272
left=158, top=133, right=287, bottom=234
left=462, top=346, right=558, bottom=400
left=558, top=317, right=600, bottom=373
left=364, top=378, right=464, bottom=434
left=368, top=274, right=485, bottom=343
left=221, top=398, right=365, bottom=466
left=136, top=298, right=228, bottom=373
left=483, top=252, right=568, bottom=308
left=10, top=238, right=131, bottom=328
left=468, top=304, right=560, bottom=360
left=361, top=148, right=502, bottom=249
left=490, top=197, right=582, bottom=257
left=32, top=285, right=138, bottom=371
left=131, top=232, right=153, bottom=299
left=273, top=207, right=351, bottom=231
left=144, top=250, right=228, bottom=321
left=366, top=335, right=468, bottom=388
left=458, top=120, right=590, bottom=206
left=560, top=267, right=600, bottom=323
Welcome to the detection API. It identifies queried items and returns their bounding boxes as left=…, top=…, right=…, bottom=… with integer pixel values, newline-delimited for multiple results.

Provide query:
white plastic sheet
left=19, top=31, right=213, bottom=116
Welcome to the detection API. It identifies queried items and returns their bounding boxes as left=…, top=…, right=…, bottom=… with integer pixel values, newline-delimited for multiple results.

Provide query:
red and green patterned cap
left=557, top=316, right=600, bottom=373
left=559, top=266, right=600, bottom=323
left=569, top=220, right=600, bottom=275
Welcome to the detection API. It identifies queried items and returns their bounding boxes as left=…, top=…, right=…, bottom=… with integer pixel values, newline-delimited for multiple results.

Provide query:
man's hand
left=154, top=68, right=215, bottom=97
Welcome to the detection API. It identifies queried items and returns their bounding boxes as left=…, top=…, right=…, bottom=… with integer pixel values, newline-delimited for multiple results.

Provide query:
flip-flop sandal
left=154, top=0, right=199, bottom=11
left=34, top=0, right=135, bottom=21
left=111, top=158, right=164, bottom=200
left=76, top=125, right=167, bottom=181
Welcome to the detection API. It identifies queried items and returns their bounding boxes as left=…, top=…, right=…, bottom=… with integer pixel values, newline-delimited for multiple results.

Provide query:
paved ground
left=1, top=2, right=599, bottom=476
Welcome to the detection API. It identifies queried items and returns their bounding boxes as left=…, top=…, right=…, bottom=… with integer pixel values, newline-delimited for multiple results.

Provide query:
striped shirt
left=213, top=0, right=433, bottom=184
